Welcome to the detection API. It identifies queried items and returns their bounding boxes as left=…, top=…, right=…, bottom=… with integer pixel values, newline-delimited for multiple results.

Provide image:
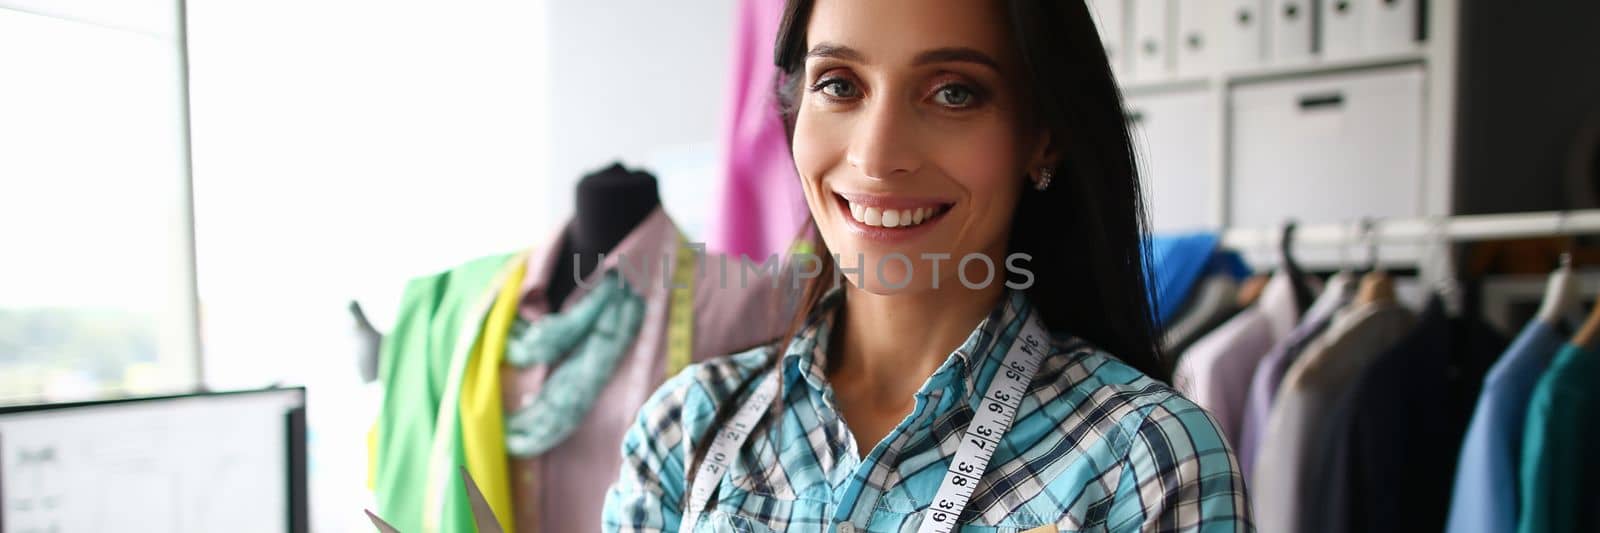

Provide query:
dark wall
left=1454, top=0, right=1600, bottom=214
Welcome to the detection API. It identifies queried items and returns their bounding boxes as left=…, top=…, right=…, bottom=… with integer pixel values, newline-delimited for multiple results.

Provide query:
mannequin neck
left=546, top=163, right=660, bottom=310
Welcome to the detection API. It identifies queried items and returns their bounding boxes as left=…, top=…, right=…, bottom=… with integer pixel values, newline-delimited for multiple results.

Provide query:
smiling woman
left=603, top=1, right=1253, bottom=531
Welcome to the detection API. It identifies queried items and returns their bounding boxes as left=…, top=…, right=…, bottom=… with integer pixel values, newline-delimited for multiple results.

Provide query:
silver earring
left=1033, top=167, right=1053, bottom=191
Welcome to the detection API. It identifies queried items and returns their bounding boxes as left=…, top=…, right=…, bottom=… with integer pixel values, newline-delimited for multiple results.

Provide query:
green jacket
left=374, top=253, right=514, bottom=533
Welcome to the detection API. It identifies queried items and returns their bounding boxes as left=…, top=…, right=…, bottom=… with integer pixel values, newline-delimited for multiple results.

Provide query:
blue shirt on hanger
left=1444, top=320, right=1563, bottom=533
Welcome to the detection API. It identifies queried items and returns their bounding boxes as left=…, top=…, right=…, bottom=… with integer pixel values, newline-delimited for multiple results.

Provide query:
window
left=0, top=3, right=198, bottom=403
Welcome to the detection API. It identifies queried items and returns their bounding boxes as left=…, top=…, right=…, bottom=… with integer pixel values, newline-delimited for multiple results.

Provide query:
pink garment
left=504, top=207, right=790, bottom=533
left=1171, top=272, right=1302, bottom=446
left=710, top=0, right=810, bottom=261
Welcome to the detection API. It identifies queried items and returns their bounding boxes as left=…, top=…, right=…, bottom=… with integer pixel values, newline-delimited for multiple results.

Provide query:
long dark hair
left=686, top=0, right=1165, bottom=488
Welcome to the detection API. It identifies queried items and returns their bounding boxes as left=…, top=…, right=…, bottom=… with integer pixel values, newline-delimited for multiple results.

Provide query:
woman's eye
left=932, top=84, right=978, bottom=108
left=815, top=78, right=860, bottom=99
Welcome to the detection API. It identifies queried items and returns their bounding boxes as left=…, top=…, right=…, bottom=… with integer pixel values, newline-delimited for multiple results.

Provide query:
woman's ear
left=1026, top=130, right=1061, bottom=176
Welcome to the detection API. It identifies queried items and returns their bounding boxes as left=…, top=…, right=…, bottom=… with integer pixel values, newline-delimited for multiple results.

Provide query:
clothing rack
left=1220, top=209, right=1600, bottom=250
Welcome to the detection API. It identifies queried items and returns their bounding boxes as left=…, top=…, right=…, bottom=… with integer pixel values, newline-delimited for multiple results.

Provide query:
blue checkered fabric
left=604, top=288, right=1253, bottom=532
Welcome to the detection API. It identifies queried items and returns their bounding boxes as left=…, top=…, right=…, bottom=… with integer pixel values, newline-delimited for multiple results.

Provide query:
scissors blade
left=459, top=466, right=507, bottom=533
left=365, top=509, right=403, bottom=533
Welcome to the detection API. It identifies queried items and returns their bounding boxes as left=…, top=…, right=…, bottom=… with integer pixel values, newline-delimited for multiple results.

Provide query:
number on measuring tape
left=1020, top=333, right=1043, bottom=354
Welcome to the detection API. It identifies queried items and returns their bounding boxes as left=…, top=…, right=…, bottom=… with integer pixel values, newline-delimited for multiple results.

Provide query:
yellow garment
left=458, top=253, right=527, bottom=532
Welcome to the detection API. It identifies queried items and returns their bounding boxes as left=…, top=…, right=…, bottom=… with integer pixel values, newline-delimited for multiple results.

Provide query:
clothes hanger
left=1316, top=219, right=1357, bottom=301
left=1536, top=212, right=1580, bottom=327
left=1338, top=219, right=1354, bottom=275
left=1237, top=275, right=1270, bottom=308
left=1236, top=227, right=1273, bottom=308
left=1355, top=218, right=1396, bottom=306
left=1334, top=220, right=1362, bottom=291
left=1427, top=217, right=1465, bottom=317
left=1570, top=289, right=1600, bottom=349
left=1279, top=221, right=1316, bottom=315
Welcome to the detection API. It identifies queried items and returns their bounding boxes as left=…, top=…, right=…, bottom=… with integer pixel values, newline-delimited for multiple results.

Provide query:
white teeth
left=845, top=199, right=943, bottom=228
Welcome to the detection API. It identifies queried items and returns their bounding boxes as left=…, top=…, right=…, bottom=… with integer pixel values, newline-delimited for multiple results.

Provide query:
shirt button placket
left=835, top=522, right=856, bottom=533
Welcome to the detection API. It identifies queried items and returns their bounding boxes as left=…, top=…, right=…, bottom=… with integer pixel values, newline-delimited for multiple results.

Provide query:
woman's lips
left=832, top=192, right=954, bottom=243
left=834, top=192, right=953, bottom=229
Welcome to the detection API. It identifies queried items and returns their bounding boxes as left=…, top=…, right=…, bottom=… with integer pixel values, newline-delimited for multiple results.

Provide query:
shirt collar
left=780, top=288, right=842, bottom=395
left=779, top=287, right=1032, bottom=401
left=519, top=206, right=680, bottom=318
left=949, top=288, right=1031, bottom=397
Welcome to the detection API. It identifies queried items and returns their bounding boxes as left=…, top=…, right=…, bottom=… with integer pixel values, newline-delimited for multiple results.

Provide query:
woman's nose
left=845, top=99, right=923, bottom=180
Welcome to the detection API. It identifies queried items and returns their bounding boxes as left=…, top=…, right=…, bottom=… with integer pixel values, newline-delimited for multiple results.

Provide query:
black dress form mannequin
left=545, top=162, right=661, bottom=311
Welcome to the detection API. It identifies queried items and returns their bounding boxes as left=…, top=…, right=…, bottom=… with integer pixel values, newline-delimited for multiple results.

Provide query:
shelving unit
left=1091, top=0, right=1459, bottom=232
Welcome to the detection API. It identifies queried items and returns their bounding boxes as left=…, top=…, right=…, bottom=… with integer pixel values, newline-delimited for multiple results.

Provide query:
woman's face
left=792, top=0, right=1048, bottom=294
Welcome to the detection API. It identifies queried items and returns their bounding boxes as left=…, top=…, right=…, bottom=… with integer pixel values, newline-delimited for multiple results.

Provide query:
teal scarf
left=503, top=271, right=644, bottom=457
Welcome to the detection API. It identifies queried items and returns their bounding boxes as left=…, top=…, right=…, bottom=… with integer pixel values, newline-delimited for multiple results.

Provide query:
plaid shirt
left=604, top=289, right=1253, bottom=532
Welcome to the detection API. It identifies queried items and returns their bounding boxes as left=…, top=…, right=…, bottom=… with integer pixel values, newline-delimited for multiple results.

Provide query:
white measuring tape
left=679, top=311, right=1049, bottom=533
left=677, top=364, right=781, bottom=532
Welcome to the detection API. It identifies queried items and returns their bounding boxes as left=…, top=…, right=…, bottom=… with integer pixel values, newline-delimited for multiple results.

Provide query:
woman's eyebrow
left=804, top=44, right=1000, bottom=72
left=913, top=47, right=1000, bottom=71
left=806, top=42, right=865, bottom=62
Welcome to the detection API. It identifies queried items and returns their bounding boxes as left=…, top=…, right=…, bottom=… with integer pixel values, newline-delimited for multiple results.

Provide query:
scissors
left=366, top=466, right=506, bottom=533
